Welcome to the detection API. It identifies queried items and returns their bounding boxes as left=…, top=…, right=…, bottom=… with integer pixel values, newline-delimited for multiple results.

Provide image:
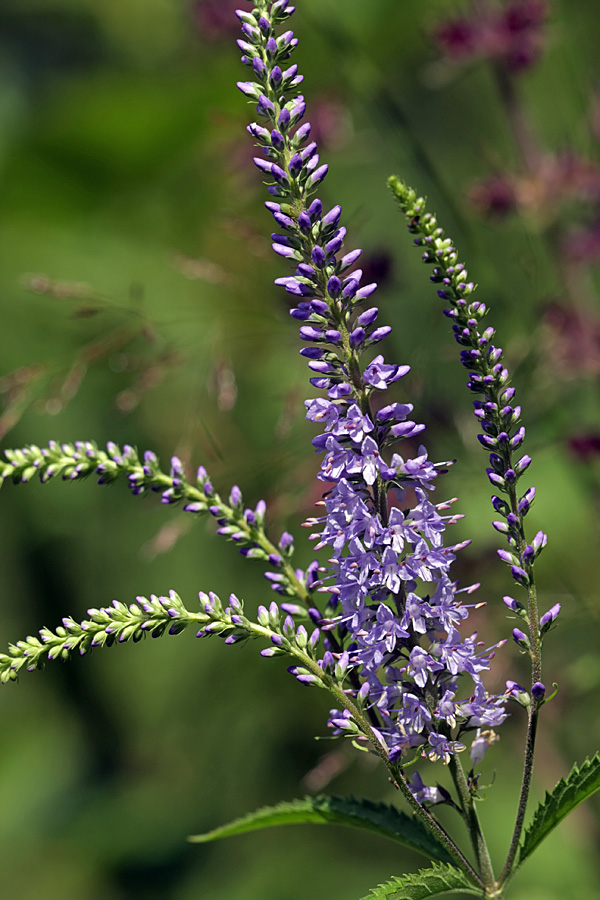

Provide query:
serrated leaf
left=188, top=795, right=453, bottom=863
left=519, top=753, right=600, bottom=864
left=359, top=863, right=482, bottom=899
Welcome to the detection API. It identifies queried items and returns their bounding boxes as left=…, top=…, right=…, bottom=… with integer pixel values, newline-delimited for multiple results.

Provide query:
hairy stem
left=449, top=754, right=495, bottom=890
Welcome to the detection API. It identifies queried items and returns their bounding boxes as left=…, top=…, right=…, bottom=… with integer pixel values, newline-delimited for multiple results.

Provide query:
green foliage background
left=0, top=1, right=599, bottom=897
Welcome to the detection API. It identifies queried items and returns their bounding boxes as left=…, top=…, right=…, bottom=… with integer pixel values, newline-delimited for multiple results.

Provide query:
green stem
left=498, top=704, right=540, bottom=886
left=288, top=649, right=485, bottom=890
left=449, top=754, right=496, bottom=890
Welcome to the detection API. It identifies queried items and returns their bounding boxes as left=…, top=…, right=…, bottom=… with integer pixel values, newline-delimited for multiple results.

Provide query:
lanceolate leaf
left=519, top=754, right=600, bottom=865
left=188, top=795, right=453, bottom=863
left=359, top=863, right=482, bottom=899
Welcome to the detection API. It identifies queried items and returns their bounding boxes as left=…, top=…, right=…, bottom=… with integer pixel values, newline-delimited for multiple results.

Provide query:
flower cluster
left=236, top=1, right=506, bottom=768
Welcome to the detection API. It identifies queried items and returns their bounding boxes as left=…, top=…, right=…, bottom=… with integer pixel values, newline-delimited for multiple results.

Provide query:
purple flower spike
left=235, top=3, right=507, bottom=765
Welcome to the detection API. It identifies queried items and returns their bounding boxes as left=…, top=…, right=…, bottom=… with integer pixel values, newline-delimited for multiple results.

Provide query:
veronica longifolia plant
left=1, top=2, right=599, bottom=898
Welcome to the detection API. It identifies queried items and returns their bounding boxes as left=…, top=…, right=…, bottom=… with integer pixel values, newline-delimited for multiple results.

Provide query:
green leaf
left=519, top=753, right=600, bottom=865
left=359, top=863, right=482, bottom=899
left=188, top=795, right=453, bottom=863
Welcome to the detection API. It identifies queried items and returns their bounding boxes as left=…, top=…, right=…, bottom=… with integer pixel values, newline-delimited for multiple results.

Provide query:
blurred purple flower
left=432, top=0, right=549, bottom=74
left=542, top=302, right=600, bottom=377
left=191, top=0, right=241, bottom=41
left=469, top=173, right=518, bottom=218
left=568, top=433, right=600, bottom=461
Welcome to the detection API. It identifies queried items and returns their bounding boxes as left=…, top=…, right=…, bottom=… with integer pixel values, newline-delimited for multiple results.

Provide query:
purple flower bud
left=518, top=487, right=536, bottom=515
left=355, top=283, right=377, bottom=301
left=491, top=495, right=510, bottom=516
left=340, top=248, right=362, bottom=269
left=270, top=129, right=285, bottom=151
left=279, top=532, right=294, bottom=552
left=289, top=100, right=307, bottom=125
left=512, top=628, right=530, bottom=649
left=299, top=325, right=323, bottom=341
left=308, top=198, right=322, bottom=221
left=390, top=421, right=425, bottom=439
left=253, top=57, right=267, bottom=78
left=312, top=246, right=326, bottom=268
left=357, top=307, right=378, bottom=327
left=368, top=326, right=392, bottom=343
left=322, top=205, right=342, bottom=228
left=273, top=242, right=298, bottom=258
left=486, top=469, right=505, bottom=488
left=492, top=520, right=509, bottom=534
left=327, top=275, right=341, bottom=297
left=349, top=327, right=365, bottom=347
left=297, top=210, right=311, bottom=232
left=511, top=565, right=530, bottom=587
left=288, top=152, right=302, bottom=177
left=307, top=359, right=335, bottom=373
left=294, top=122, right=311, bottom=143
left=302, top=144, right=318, bottom=163
left=515, top=455, right=531, bottom=474
left=237, top=80, right=261, bottom=99
left=503, top=595, right=520, bottom=611
left=278, top=107, right=291, bottom=129
left=325, top=227, right=346, bottom=256
left=511, top=427, right=526, bottom=449
left=522, top=544, right=535, bottom=563
left=307, top=164, right=328, bottom=188
left=531, top=682, right=546, bottom=701
left=257, top=94, right=275, bottom=115
left=281, top=61, right=298, bottom=79
left=497, top=549, right=514, bottom=564
left=272, top=211, right=295, bottom=230
left=540, top=603, right=561, bottom=631
left=229, top=485, right=242, bottom=508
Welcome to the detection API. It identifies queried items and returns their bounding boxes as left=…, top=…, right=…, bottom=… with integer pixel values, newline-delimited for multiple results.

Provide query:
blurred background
left=0, top=0, right=599, bottom=897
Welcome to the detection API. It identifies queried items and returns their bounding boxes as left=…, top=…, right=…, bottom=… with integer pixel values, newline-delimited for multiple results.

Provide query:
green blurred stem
left=492, top=64, right=540, bottom=174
